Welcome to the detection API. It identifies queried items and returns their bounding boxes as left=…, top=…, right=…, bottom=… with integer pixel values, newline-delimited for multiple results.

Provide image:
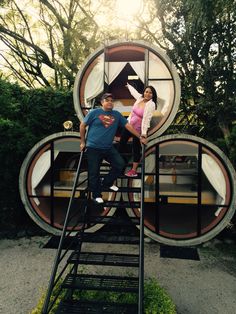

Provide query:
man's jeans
left=86, top=147, right=125, bottom=198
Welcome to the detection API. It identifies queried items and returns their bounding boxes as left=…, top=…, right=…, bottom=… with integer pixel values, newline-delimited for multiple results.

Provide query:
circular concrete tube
left=124, top=134, right=236, bottom=246
left=19, top=132, right=120, bottom=235
left=73, top=40, right=180, bottom=139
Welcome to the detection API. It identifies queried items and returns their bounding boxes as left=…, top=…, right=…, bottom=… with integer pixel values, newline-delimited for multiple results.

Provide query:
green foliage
left=0, top=78, right=77, bottom=232
left=22, top=88, right=78, bottom=138
left=228, top=125, right=236, bottom=166
left=31, top=283, right=67, bottom=314
left=212, top=125, right=236, bottom=168
left=152, top=0, right=236, bottom=145
left=144, top=278, right=176, bottom=314
left=73, top=289, right=137, bottom=304
left=31, top=278, right=176, bottom=314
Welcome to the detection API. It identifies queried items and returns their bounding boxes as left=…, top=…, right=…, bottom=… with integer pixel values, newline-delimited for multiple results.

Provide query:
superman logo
left=99, top=114, right=115, bottom=128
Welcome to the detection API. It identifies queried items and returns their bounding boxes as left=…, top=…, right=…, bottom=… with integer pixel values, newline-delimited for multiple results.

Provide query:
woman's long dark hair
left=142, top=86, right=158, bottom=109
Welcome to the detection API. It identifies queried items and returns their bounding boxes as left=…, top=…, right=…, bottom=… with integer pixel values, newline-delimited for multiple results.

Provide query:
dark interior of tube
left=26, top=137, right=115, bottom=231
left=127, top=140, right=231, bottom=240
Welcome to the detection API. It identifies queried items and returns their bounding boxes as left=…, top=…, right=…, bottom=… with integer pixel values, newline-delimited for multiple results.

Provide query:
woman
left=119, top=82, right=157, bottom=177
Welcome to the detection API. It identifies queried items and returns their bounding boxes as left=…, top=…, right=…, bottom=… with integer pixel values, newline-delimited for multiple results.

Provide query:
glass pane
left=201, top=147, right=229, bottom=223
left=83, top=53, right=105, bottom=108
left=147, top=80, right=175, bottom=135
left=30, top=138, right=81, bottom=198
left=148, top=51, right=172, bottom=79
left=148, top=80, right=174, bottom=116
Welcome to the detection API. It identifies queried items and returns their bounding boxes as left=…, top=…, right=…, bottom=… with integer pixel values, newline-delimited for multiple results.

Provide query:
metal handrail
left=42, top=141, right=146, bottom=313
left=42, top=150, right=85, bottom=314
left=138, top=144, right=145, bottom=314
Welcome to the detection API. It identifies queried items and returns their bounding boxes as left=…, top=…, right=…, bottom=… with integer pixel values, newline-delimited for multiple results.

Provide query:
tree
left=0, top=0, right=154, bottom=88
left=135, top=0, right=236, bottom=149
left=1, top=0, right=235, bottom=151
left=0, top=0, right=106, bottom=88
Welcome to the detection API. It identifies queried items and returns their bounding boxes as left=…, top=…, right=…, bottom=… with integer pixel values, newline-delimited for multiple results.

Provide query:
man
left=80, top=93, right=147, bottom=203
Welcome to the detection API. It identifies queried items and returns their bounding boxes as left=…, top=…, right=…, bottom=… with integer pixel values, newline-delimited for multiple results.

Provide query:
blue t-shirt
left=84, top=108, right=128, bottom=149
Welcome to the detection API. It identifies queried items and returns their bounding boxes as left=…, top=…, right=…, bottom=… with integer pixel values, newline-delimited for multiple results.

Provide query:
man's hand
left=80, top=141, right=86, bottom=151
left=79, top=122, right=87, bottom=151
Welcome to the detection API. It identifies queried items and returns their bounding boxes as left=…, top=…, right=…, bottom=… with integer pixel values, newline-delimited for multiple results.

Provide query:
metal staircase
left=41, top=145, right=145, bottom=314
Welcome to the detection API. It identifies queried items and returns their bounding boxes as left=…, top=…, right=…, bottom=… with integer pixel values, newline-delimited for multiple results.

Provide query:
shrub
left=0, top=78, right=78, bottom=233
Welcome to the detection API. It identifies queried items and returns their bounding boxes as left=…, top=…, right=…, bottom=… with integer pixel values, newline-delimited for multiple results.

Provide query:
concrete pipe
left=124, top=134, right=236, bottom=246
left=19, top=132, right=120, bottom=235
left=73, top=40, right=180, bottom=139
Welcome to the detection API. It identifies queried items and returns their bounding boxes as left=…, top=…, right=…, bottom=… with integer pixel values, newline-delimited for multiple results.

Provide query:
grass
left=31, top=277, right=176, bottom=314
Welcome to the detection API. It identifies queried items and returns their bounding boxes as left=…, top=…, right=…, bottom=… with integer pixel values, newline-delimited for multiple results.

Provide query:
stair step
left=43, top=227, right=139, bottom=249
left=99, top=170, right=142, bottom=179
left=118, top=173, right=142, bottom=179
left=68, top=252, right=139, bottom=267
left=83, top=231, right=139, bottom=244
left=62, top=274, right=139, bottom=292
left=56, top=300, right=138, bottom=313
left=43, top=236, right=80, bottom=250
left=101, top=186, right=141, bottom=193
left=101, top=201, right=140, bottom=208
left=78, top=215, right=140, bottom=226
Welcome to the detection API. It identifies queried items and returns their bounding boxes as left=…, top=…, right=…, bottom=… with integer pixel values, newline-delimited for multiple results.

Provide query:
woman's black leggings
left=118, top=128, right=141, bottom=163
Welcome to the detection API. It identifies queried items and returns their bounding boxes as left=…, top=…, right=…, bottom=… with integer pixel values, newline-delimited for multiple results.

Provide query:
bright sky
left=115, top=0, right=143, bottom=18
left=95, top=0, right=144, bottom=31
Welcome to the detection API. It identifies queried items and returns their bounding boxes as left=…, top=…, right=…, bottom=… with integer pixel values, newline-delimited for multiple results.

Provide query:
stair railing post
left=138, top=143, right=145, bottom=314
left=42, top=150, right=84, bottom=314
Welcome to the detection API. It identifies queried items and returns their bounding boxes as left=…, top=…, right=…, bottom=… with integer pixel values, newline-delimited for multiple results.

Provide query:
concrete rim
left=19, top=132, right=118, bottom=235
left=73, top=40, right=181, bottom=138
left=125, top=133, right=236, bottom=246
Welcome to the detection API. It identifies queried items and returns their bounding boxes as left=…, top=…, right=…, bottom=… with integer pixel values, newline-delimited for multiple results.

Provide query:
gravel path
left=0, top=236, right=236, bottom=314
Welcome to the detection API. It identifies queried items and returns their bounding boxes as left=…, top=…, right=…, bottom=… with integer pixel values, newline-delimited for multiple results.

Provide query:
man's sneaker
left=109, top=185, right=119, bottom=192
left=101, top=178, right=119, bottom=192
left=93, top=197, right=104, bottom=204
left=125, top=169, right=138, bottom=177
